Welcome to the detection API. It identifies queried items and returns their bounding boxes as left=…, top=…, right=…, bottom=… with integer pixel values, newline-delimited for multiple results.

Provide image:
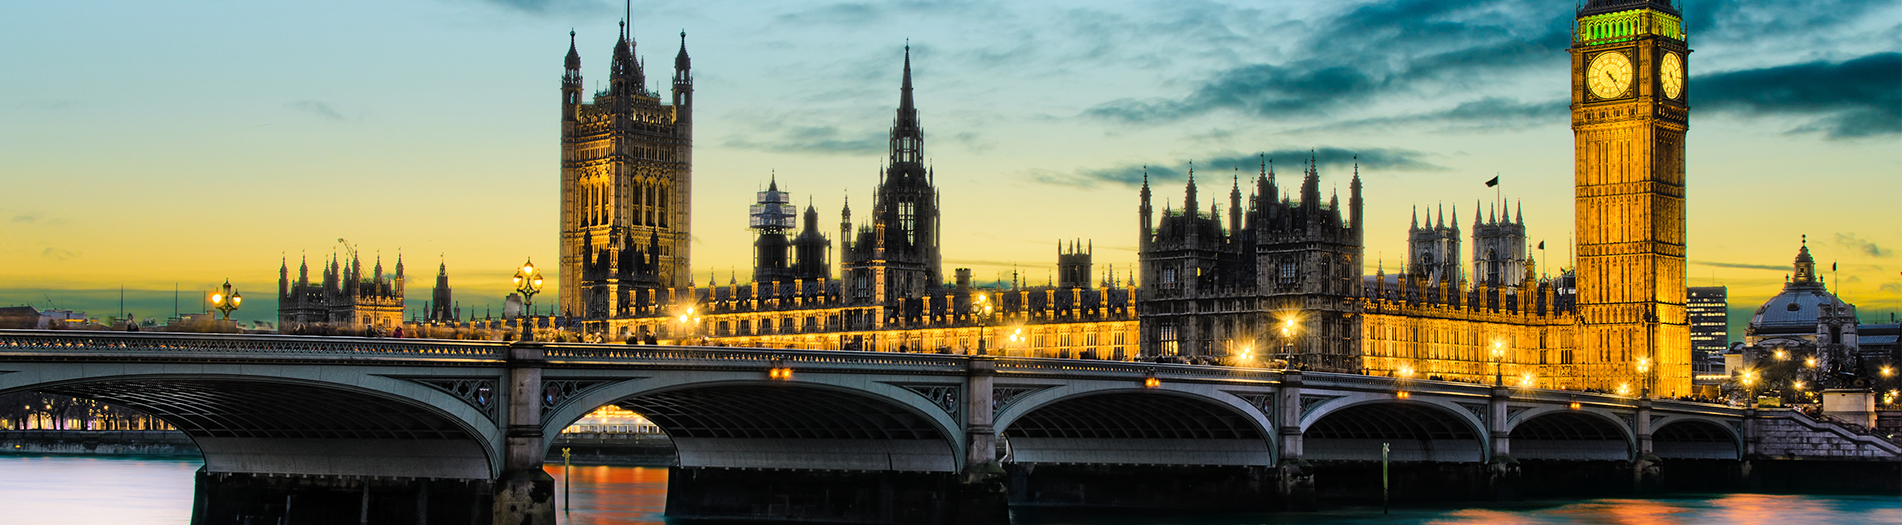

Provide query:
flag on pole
left=1485, top=176, right=1499, bottom=187
left=1537, top=241, right=1545, bottom=250
left=1832, top=262, right=1837, bottom=271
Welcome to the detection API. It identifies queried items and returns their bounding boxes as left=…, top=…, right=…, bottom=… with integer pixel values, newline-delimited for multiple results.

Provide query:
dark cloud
left=286, top=100, right=346, bottom=121
left=1693, top=261, right=1787, bottom=271
left=1693, top=53, right=1901, bottom=139
left=1087, top=0, right=1569, bottom=123
left=1034, top=147, right=1442, bottom=189
left=40, top=248, right=76, bottom=261
left=1685, top=0, right=1899, bottom=50
left=1317, top=97, right=1568, bottom=132
left=12, top=213, right=41, bottom=224
left=1881, top=282, right=1902, bottom=294
left=1836, top=232, right=1895, bottom=258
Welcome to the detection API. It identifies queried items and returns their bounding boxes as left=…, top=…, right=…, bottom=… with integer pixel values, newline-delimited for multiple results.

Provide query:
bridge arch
left=1650, top=416, right=1742, bottom=460
left=994, top=385, right=1274, bottom=466
left=1505, top=407, right=1634, bottom=461
left=0, top=367, right=502, bottom=479
left=541, top=371, right=963, bottom=472
left=1301, top=397, right=1486, bottom=463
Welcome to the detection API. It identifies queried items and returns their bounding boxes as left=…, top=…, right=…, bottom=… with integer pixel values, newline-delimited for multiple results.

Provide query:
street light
left=971, top=293, right=993, bottom=355
left=512, top=259, right=544, bottom=341
left=1741, top=370, right=1757, bottom=406
left=1637, top=357, right=1651, bottom=399
left=210, top=280, right=243, bottom=321
left=1279, top=316, right=1300, bottom=370
left=1492, top=341, right=1505, bottom=387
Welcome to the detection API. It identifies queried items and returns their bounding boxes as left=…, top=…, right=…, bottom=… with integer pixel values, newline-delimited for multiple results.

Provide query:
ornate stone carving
left=413, top=378, right=500, bottom=422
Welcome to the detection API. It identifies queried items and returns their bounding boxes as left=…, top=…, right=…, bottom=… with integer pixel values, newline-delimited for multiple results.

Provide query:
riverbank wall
left=1, top=430, right=200, bottom=456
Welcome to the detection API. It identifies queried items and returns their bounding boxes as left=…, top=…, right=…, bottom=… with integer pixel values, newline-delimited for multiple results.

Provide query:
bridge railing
left=539, top=343, right=969, bottom=373
left=0, top=330, right=507, bottom=361
left=995, top=357, right=1285, bottom=383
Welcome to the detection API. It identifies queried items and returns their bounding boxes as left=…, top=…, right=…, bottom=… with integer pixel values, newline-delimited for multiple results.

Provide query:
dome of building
left=1746, top=239, right=1857, bottom=339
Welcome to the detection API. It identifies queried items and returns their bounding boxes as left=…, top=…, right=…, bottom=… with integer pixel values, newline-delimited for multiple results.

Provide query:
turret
left=563, top=30, right=582, bottom=121
left=609, top=21, right=643, bottom=99
left=1183, top=163, right=1199, bottom=219
left=672, top=31, right=693, bottom=116
left=839, top=195, right=853, bottom=252
left=394, top=252, right=405, bottom=297
left=1138, top=169, right=1153, bottom=246
left=1228, top=174, right=1241, bottom=236
left=1350, top=160, right=1363, bottom=241
left=279, top=257, right=289, bottom=299
left=1300, top=157, right=1320, bottom=211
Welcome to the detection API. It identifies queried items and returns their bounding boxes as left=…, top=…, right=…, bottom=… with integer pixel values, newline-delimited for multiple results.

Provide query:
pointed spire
left=889, top=42, right=923, bottom=166
left=1437, top=203, right=1445, bottom=228
left=1515, top=200, right=1523, bottom=224
left=674, top=30, right=690, bottom=71
left=1411, top=205, right=1419, bottom=230
left=565, top=30, right=581, bottom=70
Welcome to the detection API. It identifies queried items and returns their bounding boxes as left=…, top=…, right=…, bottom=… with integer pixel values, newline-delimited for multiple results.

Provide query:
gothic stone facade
left=278, top=253, right=405, bottom=330
left=559, top=24, right=694, bottom=317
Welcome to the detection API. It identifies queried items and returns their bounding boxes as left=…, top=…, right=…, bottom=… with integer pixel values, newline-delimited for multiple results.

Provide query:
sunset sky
left=3, top=0, right=1897, bottom=334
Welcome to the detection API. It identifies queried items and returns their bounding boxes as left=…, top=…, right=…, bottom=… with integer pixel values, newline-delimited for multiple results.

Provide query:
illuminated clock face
left=1660, top=52, right=1684, bottom=100
left=1587, top=51, right=1633, bottom=99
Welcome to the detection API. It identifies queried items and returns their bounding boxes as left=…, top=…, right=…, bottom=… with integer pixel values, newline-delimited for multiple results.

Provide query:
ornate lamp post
left=1637, top=357, right=1652, bottom=399
left=512, top=259, right=544, bottom=341
left=1278, top=317, right=1300, bottom=370
left=1492, top=341, right=1506, bottom=387
left=971, top=293, right=992, bottom=355
left=210, top=280, right=243, bottom=321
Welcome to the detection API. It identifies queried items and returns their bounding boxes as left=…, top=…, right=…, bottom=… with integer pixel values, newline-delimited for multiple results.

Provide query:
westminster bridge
left=2, top=330, right=1896, bottom=524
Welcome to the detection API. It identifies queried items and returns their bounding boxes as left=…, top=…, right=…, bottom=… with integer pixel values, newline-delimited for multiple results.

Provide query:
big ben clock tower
left=1571, top=0, right=1691, bottom=396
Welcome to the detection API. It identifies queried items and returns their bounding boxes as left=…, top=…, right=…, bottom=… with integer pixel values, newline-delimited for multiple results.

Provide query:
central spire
left=889, top=43, right=923, bottom=166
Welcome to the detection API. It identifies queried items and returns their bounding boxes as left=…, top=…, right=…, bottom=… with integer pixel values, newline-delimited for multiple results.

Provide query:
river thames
left=3, top=455, right=1897, bottom=524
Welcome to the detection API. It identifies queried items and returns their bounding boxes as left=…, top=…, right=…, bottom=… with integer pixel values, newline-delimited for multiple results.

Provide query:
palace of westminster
left=280, top=1, right=1828, bottom=397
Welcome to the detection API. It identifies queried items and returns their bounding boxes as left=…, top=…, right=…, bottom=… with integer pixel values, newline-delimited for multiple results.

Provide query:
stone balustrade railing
left=0, top=330, right=506, bottom=360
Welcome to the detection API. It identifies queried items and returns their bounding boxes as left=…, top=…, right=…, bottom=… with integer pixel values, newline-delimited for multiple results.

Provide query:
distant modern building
left=1688, top=286, right=1728, bottom=373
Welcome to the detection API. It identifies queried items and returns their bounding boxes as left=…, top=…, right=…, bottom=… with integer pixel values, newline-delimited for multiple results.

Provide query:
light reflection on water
left=2, top=456, right=1896, bottom=525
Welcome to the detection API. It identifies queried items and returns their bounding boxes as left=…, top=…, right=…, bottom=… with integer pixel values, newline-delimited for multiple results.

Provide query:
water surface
left=3, top=456, right=1896, bottom=524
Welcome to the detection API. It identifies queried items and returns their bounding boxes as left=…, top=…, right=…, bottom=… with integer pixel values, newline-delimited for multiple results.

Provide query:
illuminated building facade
left=278, top=252, right=405, bottom=329
left=1361, top=261, right=1579, bottom=387
left=1570, top=0, right=1693, bottom=395
left=559, top=21, right=695, bottom=317
left=1136, top=160, right=1365, bottom=372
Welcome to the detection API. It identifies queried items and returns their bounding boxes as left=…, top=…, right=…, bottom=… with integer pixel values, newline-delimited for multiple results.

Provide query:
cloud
left=12, top=212, right=41, bottom=224
left=724, top=124, right=886, bottom=155
left=1693, top=261, right=1787, bottom=271
left=1033, top=147, right=1442, bottom=189
left=1314, top=97, right=1568, bottom=132
left=1836, top=232, right=1895, bottom=258
left=40, top=248, right=76, bottom=261
left=1693, top=53, right=1901, bottom=139
left=1086, top=0, right=1569, bottom=124
left=285, top=100, right=347, bottom=121
left=1881, top=282, right=1902, bottom=294
left=467, top=0, right=606, bottom=15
